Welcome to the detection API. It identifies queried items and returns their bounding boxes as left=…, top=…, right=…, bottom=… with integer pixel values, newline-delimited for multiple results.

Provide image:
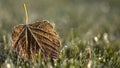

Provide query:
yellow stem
left=23, top=3, right=28, bottom=24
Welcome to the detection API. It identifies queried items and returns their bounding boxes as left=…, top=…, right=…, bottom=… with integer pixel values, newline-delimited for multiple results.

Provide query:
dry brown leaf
left=11, top=20, right=60, bottom=61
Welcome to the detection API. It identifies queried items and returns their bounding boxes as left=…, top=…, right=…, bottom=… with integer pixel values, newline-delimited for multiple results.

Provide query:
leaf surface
left=12, top=20, right=60, bottom=60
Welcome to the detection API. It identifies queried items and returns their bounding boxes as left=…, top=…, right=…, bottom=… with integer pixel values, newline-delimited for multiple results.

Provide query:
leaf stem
left=23, top=3, right=28, bottom=24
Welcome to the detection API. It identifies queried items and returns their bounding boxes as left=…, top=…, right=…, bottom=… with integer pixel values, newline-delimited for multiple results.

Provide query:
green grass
left=0, top=32, right=120, bottom=68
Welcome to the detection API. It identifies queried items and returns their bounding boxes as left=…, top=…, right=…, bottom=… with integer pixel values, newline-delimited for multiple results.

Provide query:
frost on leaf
left=11, top=20, right=60, bottom=61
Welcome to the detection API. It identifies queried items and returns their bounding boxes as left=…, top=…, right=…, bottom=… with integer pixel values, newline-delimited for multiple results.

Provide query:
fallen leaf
left=11, top=20, right=60, bottom=61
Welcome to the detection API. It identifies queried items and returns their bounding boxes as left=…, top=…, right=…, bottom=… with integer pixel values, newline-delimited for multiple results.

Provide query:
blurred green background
left=0, top=0, right=120, bottom=41
left=0, top=0, right=120, bottom=68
